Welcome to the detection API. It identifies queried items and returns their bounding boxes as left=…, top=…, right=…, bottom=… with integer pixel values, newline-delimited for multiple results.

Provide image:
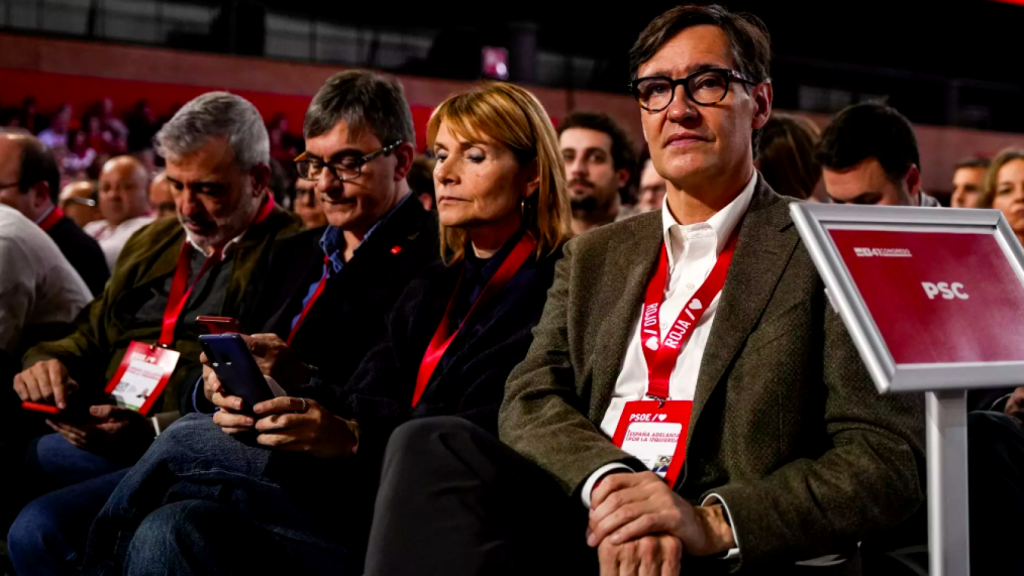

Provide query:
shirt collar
left=319, top=191, right=413, bottom=273
left=661, top=171, right=757, bottom=269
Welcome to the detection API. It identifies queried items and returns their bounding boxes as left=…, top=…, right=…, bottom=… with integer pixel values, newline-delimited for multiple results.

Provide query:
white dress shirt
left=84, top=214, right=156, bottom=271
left=0, top=205, right=92, bottom=354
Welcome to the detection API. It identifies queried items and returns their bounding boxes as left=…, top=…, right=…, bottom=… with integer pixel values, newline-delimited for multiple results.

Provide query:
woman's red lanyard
left=412, top=234, right=537, bottom=406
left=641, top=231, right=739, bottom=401
left=159, top=194, right=276, bottom=347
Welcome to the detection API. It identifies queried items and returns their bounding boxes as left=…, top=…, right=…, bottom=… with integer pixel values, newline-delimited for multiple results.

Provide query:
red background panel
left=829, top=229, right=1024, bottom=365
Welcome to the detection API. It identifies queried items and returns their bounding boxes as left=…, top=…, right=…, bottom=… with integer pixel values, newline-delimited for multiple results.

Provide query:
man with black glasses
left=185, top=69, right=440, bottom=413
left=361, top=5, right=924, bottom=575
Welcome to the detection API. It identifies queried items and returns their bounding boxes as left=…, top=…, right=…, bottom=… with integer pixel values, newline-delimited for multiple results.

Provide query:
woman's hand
left=253, top=397, right=359, bottom=459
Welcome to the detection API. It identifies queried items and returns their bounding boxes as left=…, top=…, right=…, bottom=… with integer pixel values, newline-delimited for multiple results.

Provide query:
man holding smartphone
left=6, top=92, right=302, bottom=575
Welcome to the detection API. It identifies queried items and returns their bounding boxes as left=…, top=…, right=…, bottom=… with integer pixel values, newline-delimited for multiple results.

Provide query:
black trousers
left=968, top=410, right=1024, bottom=575
left=364, top=416, right=598, bottom=576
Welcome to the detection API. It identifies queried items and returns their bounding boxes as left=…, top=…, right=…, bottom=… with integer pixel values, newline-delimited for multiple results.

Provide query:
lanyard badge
left=612, top=232, right=739, bottom=486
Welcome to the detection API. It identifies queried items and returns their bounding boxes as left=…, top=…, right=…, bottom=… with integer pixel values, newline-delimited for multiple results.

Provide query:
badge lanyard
left=38, top=206, right=65, bottom=232
left=412, top=234, right=537, bottom=407
left=640, top=231, right=739, bottom=401
left=286, top=256, right=331, bottom=346
left=159, top=193, right=276, bottom=347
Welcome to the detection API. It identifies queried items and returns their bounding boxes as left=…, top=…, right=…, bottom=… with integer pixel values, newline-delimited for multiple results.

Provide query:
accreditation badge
left=612, top=400, right=692, bottom=486
left=104, top=341, right=180, bottom=415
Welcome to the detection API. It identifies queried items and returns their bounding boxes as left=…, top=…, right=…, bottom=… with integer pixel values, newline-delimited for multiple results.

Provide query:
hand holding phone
left=199, top=334, right=275, bottom=414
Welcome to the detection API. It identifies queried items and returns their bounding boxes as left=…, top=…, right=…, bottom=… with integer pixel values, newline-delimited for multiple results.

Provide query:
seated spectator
left=559, top=112, right=635, bottom=234
left=293, top=176, right=327, bottom=229
left=38, top=104, right=73, bottom=150
left=5, top=92, right=302, bottom=576
left=817, top=102, right=940, bottom=207
left=63, top=129, right=98, bottom=176
left=952, top=156, right=990, bottom=208
left=58, top=180, right=102, bottom=229
left=96, top=98, right=129, bottom=146
left=148, top=171, right=176, bottom=219
left=362, top=7, right=924, bottom=575
left=125, top=100, right=159, bottom=153
left=82, top=81, right=570, bottom=576
left=84, top=115, right=114, bottom=155
left=636, top=156, right=666, bottom=213
left=19, top=97, right=45, bottom=135
left=0, top=205, right=91, bottom=359
left=268, top=112, right=299, bottom=163
left=755, top=112, right=822, bottom=200
left=408, top=154, right=437, bottom=211
left=0, top=133, right=109, bottom=296
left=980, top=149, right=1024, bottom=246
left=83, top=156, right=156, bottom=270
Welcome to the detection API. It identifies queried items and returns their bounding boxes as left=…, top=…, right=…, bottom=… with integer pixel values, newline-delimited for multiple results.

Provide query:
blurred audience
left=817, top=102, right=939, bottom=207
left=147, top=171, right=176, bottom=219
left=125, top=100, right=159, bottom=152
left=755, top=112, right=823, bottom=201
left=84, top=156, right=155, bottom=270
left=980, top=148, right=1024, bottom=246
left=558, top=111, right=635, bottom=234
left=408, top=155, right=437, bottom=211
left=58, top=180, right=102, bottom=229
left=37, top=104, right=73, bottom=151
left=952, top=157, right=990, bottom=209
left=268, top=113, right=300, bottom=164
left=0, top=205, right=91, bottom=358
left=63, top=128, right=98, bottom=175
left=293, top=176, right=327, bottom=229
left=0, top=133, right=109, bottom=296
left=5, top=92, right=302, bottom=576
left=636, top=157, right=666, bottom=213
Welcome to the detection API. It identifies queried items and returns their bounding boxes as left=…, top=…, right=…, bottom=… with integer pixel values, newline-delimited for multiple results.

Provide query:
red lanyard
left=286, top=256, right=331, bottom=346
left=412, top=234, right=537, bottom=407
left=641, top=231, right=739, bottom=400
left=158, top=194, right=275, bottom=346
left=160, top=245, right=222, bottom=346
left=38, top=206, right=64, bottom=232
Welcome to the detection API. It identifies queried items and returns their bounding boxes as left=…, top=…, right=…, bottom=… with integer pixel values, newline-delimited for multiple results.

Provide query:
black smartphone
left=198, top=333, right=276, bottom=412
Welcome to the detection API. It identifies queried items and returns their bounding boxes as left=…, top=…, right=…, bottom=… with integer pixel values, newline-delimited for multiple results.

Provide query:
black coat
left=48, top=216, right=109, bottom=296
left=240, top=196, right=440, bottom=388
left=301, top=244, right=563, bottom=466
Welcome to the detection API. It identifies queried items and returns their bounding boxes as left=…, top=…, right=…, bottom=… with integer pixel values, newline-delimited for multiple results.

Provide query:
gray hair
left=154, top=92, right=269, bottom=171
left=304, top=70, right=415, bottom=147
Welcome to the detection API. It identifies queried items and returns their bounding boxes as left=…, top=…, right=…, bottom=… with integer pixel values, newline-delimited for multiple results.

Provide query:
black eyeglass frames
left=628, top=68, right=759, bottom=112
left=295, top=140, right=404, bottom=183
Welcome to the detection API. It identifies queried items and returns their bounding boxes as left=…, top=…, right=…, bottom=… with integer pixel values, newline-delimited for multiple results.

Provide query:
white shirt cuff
left=581, top=464, right=635, bottom=508
left=702, top=493, right=741, bottom=561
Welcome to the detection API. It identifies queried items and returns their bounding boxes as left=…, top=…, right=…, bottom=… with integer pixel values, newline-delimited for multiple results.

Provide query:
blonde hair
left=980, top=148, right=1024, bottom=209
left=427, top=83, right=571, bottom=263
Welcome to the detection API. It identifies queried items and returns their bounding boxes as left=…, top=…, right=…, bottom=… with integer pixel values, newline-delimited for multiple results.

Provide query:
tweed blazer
left=499, top=179, right=925, bottom=570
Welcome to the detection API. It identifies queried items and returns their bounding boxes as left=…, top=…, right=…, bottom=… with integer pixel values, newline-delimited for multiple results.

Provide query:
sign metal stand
left=790, top=204, right=1024, bottom=576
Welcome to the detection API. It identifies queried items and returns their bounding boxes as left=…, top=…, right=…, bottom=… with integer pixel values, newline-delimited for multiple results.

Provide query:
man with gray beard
left=5, top=92, right=301, bottom=576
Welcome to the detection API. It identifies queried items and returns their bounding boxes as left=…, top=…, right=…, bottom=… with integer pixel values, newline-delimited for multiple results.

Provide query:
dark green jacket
left=23, top=207, right=302, bottom=413
left=499, top=180, right=925, bottom=573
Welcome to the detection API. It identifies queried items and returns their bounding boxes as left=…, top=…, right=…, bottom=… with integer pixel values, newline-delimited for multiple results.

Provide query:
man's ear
left=250, top=164, right=272, bottom=197
left=905, top=165, right=922, bottom=201
left=393, top=142, right=417, bottom=182
left=751, top=82, right=774, bottom=131
left=615, top=167, right=631, bottom=191
left=30, top=182, right=51, bottom=209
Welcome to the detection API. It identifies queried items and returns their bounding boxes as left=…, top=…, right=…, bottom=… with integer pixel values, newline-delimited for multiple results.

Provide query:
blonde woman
left=83, top=82, right=571, bottom=576
left=979, top=148, right=1024, bottom=247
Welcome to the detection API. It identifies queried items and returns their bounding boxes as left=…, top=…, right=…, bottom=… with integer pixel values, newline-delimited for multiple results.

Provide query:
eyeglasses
left=64, top=197, right=97, bottom=208
left=294, top=140, right=404, bottom=183
left=628, top=68, right=758, bottom=113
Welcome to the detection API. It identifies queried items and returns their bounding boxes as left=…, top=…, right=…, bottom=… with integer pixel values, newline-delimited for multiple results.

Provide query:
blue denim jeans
left=81, top=414, right=363, bottom=576
left=7, top=434, right=130, bottom=576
